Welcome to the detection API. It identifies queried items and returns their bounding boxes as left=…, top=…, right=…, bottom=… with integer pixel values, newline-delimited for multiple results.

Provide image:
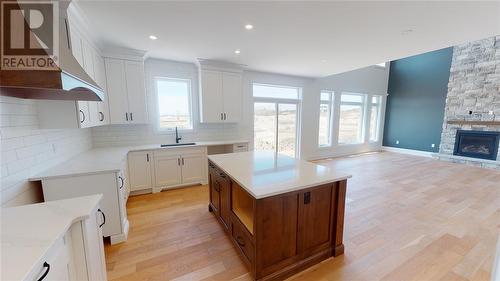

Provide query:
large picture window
left=338, top=93, right=365, bottom=144
left=318, top=91, right=333, bottom=147
left=253, top=84, right=301, bottom=158
left=155, top=78, right=193, bottom=131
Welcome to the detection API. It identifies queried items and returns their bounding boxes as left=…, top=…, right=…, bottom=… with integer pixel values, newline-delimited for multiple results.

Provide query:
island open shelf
left=231, top=182, right=254, bottom=235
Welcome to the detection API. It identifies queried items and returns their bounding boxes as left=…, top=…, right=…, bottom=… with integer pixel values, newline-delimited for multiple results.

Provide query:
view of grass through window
left=156, top=78, right=192, bottom=130
left=339, top=93, right=365, bottom=144
left=253, top=84, right=300, bottom=157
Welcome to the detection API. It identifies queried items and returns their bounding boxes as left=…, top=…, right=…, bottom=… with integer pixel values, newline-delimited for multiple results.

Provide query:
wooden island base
left=208, top=160, right=347, bottom=281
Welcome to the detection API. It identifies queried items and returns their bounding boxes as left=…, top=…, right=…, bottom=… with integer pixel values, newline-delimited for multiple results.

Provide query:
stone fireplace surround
left=435, top=36, right=500, bottom=170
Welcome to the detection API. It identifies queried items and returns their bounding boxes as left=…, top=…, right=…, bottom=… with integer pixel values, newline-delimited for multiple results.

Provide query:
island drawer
left=231, top=216, right=255, bottom=264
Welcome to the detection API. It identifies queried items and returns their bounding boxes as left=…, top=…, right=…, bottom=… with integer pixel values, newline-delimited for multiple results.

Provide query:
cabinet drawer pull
left=130, top=112, right=133, bottom=121
left=98, top=208, right=106, bottom=227
left=79, top=110, right=85, bottom=123
left=99, top=111, right=104, bottom=121
left=304, top=191, right=311, bottom=204
left=118, top=176, right=124, bottom=189
left=235, top=236, right=245, bottom=247
left=125, top=112, right=129, bottom=121
left=37, top=262, right=50, bottom=281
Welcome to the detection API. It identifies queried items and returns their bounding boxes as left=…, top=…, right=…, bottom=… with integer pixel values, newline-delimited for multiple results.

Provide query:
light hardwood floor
left=105, top=152, right=500, bottom=281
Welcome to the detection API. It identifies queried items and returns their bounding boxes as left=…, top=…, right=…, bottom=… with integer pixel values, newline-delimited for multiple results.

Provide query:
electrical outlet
left=431, top=143, right=435, bottom=148
left=396, top=140, right=400, bottom=145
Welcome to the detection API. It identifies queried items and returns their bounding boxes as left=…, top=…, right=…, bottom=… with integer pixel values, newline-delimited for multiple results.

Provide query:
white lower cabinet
left=181, top=153, right=206, bottom=184
left=41, top=168, right=129, bottom=245
left=128, top=151, right=153, bottom=192
left=154, top=154, right=182, bottom=188
left=153, top=147, right=207, bottom=192
left=24, top=203, right=106, bottom=281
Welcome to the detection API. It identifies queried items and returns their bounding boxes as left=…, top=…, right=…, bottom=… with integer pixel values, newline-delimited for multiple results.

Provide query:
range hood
left=0, top=1, right=103, bottom=101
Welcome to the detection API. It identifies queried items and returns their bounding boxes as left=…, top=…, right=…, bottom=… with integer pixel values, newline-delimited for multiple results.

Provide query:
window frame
left=338, top=92, right=367, bottom=145
left=153, top=76, right=194, bottom=133
left=252, top=83, right=302, bottom=158
left=318, top=90, right=334, bottom=148
left=369, top=95, right=383, bottom=143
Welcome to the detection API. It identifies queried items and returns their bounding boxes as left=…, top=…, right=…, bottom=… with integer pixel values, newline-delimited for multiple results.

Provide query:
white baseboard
left=382, top=146, right=434, bottom=158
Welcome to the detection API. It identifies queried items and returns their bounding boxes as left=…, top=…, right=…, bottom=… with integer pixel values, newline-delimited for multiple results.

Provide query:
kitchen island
left=207, top=151, right=352, bottom=281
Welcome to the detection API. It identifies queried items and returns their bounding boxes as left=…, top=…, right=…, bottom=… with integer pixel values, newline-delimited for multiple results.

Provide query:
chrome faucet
left=175, top=127, right=182, bottom=143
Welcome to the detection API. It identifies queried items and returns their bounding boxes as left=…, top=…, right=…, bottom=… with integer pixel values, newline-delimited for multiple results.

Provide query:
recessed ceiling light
left=234, top=49, right=241, bottom=54
left=401, top=29, right=413, bottom=35
left=244, top=24, right=253, bottom=30
left=149, top=35, right=158, bottom=40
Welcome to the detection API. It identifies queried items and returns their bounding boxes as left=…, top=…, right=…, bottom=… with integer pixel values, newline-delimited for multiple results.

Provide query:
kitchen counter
left=208, top=151, right=351, bottom=199
left=30, top=140, right=248, bottom=181
left=1, top=195, right=102, bottom=281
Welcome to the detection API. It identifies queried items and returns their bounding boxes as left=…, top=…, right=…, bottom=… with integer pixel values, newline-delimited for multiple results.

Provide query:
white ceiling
left=77, top=1, right=500, bottom=78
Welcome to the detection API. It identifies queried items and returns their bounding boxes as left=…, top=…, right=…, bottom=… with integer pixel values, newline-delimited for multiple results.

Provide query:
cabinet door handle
left=304, top=191, right=311, bottom=204
left=98, top=208, right=106, bottom=227
left=37, top=262, right=50, bottom=281
left=118, top=176, right=124, bottom=189
left=130, top=112, right=133, bottom=121
left=79, top=110, right=85, bottom=123
left=224, top=113, right=227, bottom=120
left=181, top=158, right=184, bottom=166
left=99, top=111, right=104, bottom=122
left=125, top=112, right=129, bottom=121
left=146, top=153, right=149, bottom=162
left=178, top=158, right=181, bottom=166
left=220, top=113, right=223, bottom=120
left=235, top=236, right=245, bottom=247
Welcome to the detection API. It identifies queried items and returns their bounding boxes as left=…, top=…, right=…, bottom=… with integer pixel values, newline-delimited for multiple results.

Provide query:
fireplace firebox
left=453, top=130, right=500, bottom=160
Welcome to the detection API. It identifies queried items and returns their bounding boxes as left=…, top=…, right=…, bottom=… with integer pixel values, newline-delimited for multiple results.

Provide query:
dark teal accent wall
left=383, top=47, right=453, bottom=152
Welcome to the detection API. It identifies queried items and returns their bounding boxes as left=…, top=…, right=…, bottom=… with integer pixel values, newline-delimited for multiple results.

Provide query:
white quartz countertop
left=30, top=140, right=248, bottom=181
left=1, top=195, right=102, bottom=281
left=208, top=151, right=352, bottom=199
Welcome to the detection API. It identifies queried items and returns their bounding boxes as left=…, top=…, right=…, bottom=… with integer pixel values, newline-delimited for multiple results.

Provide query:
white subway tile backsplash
left=1, top=98, right=92, bottom=207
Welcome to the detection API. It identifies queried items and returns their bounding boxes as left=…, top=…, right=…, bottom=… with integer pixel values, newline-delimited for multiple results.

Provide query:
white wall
left=0, top=96, right=92, bottom=207
left=301, top=65, right=390, bottom=160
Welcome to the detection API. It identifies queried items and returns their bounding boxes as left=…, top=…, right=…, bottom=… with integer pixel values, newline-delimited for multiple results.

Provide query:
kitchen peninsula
left=207, top=151, right=352, bottom=281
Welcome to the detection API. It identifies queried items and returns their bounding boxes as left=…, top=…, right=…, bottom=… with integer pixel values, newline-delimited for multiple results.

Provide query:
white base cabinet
left=41, top=166, right=129, bottom=245
left=128, top=151, right=153, bottom=192
left=153, top=147, right=207, bottom=192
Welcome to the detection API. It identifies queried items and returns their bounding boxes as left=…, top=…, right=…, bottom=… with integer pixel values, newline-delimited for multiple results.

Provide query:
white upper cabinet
left=105, top=58, right=148, bottom=125
left=199, top=66, right=242, bottom=123
left=124, top=61, right=148, bottom=124
left=200, top=70, right=224, bottom=122
left=93, top=54, right=110, bottom=125
left=222, top=72, right=243, bottom=123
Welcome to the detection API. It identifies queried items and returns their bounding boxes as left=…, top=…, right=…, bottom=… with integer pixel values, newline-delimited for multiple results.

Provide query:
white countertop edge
left=30, top=140, right=250, bottom=181
left=1, top=195, right=102, bottom=281
left=29, top=168, right=121, bottom=181
left=211, top=158, right=352, bottom=199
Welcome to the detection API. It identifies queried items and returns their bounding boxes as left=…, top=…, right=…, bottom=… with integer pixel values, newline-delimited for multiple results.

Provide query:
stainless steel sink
left=160, top=143, right=196, bottom=147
